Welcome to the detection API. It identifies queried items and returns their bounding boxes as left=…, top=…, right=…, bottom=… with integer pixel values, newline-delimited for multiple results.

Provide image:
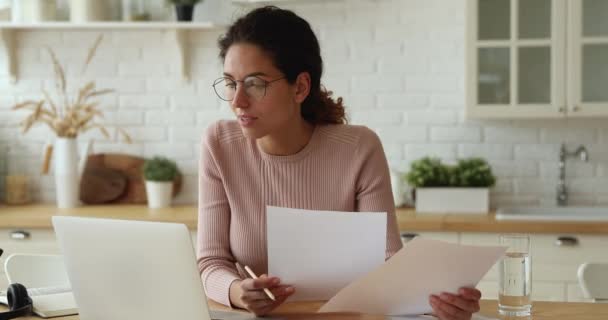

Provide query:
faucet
left=557, top=143, right=589, bottom=206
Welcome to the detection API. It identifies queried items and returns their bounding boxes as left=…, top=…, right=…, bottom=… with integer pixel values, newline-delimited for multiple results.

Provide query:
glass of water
left=498, top=234, right=531, bottom=317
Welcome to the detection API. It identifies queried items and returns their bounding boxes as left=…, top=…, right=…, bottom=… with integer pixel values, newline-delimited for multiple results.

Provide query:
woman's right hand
left=229, top=275, right=295, bottom=316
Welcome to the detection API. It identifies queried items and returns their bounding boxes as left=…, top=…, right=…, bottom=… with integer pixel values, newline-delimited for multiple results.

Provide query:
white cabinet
left=466, top=0, right=608, bottom=118
left=0, top=228, right=61, bottom=289
left=401, top=231, right=604, bottom=302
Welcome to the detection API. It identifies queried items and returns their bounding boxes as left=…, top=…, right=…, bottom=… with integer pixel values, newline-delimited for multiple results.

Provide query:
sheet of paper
left=319, top=237, right=506, bottom=316
left=267, top=206, right=387, bottom=301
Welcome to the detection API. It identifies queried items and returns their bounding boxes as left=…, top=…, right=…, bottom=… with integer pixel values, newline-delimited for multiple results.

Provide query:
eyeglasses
left=212, top=76, right=286, bottom=101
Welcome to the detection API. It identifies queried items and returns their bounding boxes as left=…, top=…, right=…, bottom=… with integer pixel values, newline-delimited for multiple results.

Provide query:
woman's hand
left=230, top=274, right=295, bottom=316
left=428, top=287, right=481, bottom=320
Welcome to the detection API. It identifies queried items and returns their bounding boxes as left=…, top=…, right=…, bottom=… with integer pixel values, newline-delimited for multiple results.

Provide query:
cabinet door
left=567, top=0, right=608, bottom=116
left=466, top=0, right=566, bottom=118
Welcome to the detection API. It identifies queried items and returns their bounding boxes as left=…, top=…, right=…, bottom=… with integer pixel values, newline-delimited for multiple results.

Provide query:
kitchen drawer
left=567, top=282, right=593, bottom=302
left=530, top=234, right=608, bottom=265
left=0, top=229, right=60, bottom=273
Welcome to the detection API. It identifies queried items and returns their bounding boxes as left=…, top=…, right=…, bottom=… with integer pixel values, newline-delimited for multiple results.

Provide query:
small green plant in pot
left=405, top=157, right=496, bottom=214
left=143, top=156, right=181, bottom=209
left=167, top=0, right=203, bottom=21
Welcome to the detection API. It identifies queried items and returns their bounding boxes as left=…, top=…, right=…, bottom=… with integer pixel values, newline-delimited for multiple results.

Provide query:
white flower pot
left=145, top=181, right=173, bottom=209
left=415, top=188, right=489, bottom=214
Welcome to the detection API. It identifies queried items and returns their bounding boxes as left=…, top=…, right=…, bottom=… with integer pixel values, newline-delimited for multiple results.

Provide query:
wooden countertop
left=8, top=300, right=608, bottom=320
left=0, top=204, right=607, bottom=234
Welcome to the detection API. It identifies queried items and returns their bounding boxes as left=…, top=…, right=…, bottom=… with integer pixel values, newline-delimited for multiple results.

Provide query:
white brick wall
left=1, top=0, right=607, bottom=206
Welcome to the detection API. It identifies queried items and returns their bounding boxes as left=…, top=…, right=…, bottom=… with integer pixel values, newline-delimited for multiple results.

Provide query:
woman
left=197, top=6, right=481, bottom=320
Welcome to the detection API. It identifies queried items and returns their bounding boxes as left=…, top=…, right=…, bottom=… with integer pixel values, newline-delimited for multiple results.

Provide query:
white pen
left=243, top=265, right=276, bottom=301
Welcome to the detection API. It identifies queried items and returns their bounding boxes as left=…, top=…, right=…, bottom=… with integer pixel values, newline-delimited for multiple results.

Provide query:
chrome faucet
left=557, top=143, right=589, bottom=206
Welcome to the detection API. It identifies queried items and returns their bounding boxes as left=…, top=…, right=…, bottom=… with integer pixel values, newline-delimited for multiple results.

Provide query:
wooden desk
left=6, top=299, right=608, bottom=320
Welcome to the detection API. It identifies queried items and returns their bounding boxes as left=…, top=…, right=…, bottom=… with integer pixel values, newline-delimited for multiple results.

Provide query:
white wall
left=1, top=0, right=607, bottom=206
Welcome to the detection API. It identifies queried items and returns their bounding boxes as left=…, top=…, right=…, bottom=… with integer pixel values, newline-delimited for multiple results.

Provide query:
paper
left=267, top=206, right=387, bottom=301
left=319, top=237, right=506, bottom=316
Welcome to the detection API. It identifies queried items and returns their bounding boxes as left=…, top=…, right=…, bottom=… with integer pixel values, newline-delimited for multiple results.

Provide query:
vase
left=54, top=137, right=80, bottom=208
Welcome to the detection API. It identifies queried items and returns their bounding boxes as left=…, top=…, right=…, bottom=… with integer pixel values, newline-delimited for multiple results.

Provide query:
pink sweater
left=197, top=120, right=403, bottom=306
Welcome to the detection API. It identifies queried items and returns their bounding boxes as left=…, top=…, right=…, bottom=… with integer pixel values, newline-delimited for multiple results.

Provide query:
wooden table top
left=6, top=299, right=608, bottom=320
left=0, top=204, right=607, bottom=234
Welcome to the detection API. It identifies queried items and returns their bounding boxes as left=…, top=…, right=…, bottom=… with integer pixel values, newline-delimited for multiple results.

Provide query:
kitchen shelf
left=0, top=22, right=226, bottom=83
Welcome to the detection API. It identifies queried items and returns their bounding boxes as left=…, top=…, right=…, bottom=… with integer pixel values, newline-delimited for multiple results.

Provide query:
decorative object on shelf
left=69, top=0, right=108, bottom=22
left=167, top=0, right=203, bottom=22
left=4, top=151, right=31, bottom=205
left=80, top=153, right=182, bottom=204
left=405, top=157, right=496, bottom=214
left=121, top=0, right=149, bottom=21
left=11, top=34, right=131, bottom=208
left=19, top=0, right=57, bottom=22
left=143, top=156, right=181, bottom=209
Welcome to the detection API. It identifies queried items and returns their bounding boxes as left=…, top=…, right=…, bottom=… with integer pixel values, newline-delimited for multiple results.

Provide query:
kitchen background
left=1, top=0, right=607, bottom=206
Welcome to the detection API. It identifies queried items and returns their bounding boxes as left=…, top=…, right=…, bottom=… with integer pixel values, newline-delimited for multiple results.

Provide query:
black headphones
left=0, top=283, right=33, bottom=320
left=0, top=249, right=33, bottom=320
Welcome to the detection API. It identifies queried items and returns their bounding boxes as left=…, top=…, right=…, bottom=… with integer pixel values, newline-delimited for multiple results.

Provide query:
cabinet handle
left=554, top=236, right=578, bottom=247
left=400, top=233, right=419, bottom=242
left=558, top=107, right=565, bottom=113
left=9, top=230, right=31, bottom=240
left=572, top=105, right=580, bottom=112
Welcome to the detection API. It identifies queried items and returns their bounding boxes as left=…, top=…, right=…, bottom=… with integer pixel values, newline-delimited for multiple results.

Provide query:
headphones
left=0, top=249, right=33, bottom=320
left=0, top=283, right=33, bottom=320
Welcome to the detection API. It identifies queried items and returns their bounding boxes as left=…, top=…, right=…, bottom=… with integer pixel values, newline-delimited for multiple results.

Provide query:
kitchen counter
left=1, top=204, right=607, bottom=234
left=6, top=299, right=608, bottom=320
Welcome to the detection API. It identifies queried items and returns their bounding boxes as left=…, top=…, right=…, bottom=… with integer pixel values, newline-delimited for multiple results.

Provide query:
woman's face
left=222, top=43, right=307, bottom=139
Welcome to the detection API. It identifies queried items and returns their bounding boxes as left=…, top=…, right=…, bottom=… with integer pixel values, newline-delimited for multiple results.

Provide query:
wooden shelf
left=0, top=21, right=222, bottom=29
left=0, top=22, right=226, bottom=83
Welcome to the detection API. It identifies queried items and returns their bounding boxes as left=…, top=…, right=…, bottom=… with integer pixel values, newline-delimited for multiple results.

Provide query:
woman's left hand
left=428, top=287, right=481, bottom=320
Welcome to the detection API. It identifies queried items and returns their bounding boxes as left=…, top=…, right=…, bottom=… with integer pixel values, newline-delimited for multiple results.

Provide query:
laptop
left=52, top=216, right=267, bottom=320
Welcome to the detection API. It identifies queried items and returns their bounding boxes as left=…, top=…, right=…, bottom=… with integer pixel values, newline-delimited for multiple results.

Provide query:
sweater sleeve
left=354, top=128, right=403, bottom=259
left=197, top=122, right=241, bottom=307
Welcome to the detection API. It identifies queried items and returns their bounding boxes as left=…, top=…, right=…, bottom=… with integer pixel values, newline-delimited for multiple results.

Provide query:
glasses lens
left=213, top=78, right=236, bottom=101
left=244, top=77, right=267, bottom=101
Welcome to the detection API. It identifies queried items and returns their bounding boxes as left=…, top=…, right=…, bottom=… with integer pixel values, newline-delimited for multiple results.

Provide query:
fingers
left=241, top=275, right=279, bottom=291
left=439, top=292, right=480, bottom=313
left=458, top=287, right=482, bottom=301
left=430, top=295, right=470, bottom=320
left=238, top=275, right=296, bottom=316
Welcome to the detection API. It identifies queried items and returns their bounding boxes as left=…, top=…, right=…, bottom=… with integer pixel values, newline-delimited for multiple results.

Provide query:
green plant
left=405, top=157, right=451, bottom=188
left=405, top=157, right=496, bottom=188
left=451, top=158, right=496, bottom=187
left=166, top=0, right=203, bottom=5
left=143, top=157, right=180, bottom=182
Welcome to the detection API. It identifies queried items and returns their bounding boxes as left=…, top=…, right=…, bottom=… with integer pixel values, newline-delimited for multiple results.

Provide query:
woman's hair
left=218, top=6, right=347, bottom=125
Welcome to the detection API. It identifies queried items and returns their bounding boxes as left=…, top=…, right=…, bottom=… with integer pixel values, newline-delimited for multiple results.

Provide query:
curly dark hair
left=218, top=6, right=347, bottom=125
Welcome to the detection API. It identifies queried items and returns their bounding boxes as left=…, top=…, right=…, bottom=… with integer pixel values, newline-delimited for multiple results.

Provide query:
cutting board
left=80, top=153, right=182, bottom=204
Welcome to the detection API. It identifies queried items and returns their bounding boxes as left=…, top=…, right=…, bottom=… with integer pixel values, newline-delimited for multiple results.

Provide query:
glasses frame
left=212, top=76, right=286, bottom=101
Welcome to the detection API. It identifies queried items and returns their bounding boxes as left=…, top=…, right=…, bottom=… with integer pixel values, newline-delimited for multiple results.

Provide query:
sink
left=496, top=207, right=608, bottom=222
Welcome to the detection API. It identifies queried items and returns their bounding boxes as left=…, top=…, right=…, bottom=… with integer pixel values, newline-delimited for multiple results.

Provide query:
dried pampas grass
left=12, top=34, right=131, bottom=143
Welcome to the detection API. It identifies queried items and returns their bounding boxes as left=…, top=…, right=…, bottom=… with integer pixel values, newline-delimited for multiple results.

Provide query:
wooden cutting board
left=80, top=153, right=182, bottom=204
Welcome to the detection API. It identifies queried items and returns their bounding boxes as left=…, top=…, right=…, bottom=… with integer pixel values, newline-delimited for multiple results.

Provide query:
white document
left=319, top=237, right=506, bottom=316
left=267, top=206, right=387, bottom=301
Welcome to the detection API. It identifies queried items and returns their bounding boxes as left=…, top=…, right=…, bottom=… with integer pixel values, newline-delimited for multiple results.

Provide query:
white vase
left=54, top=138, right=80, bottom=208
left=145, top=181, right=173, bottom=209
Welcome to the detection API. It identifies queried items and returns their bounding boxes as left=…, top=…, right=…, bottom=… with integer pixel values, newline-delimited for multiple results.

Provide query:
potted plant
left=143, top=156, right=181, bottom=209
left=167, top=0, right=203, bottom=22
left=405, top=157, right=496, bottom=214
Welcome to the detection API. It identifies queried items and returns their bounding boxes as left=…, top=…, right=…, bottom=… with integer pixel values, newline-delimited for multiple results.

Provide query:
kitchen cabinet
left=402, top=231, right=607, bottom=302
left=466, top=0, right=608, bottom=118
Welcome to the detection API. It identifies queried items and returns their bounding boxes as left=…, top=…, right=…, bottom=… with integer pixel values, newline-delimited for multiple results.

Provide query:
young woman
left=197, top=6, right=481, bottom=320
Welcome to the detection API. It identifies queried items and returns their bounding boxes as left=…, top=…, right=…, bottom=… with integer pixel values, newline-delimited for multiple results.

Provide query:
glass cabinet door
left=569, top=0, right=608, bottom=116
left=468, top=0, right=564, bottom=118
